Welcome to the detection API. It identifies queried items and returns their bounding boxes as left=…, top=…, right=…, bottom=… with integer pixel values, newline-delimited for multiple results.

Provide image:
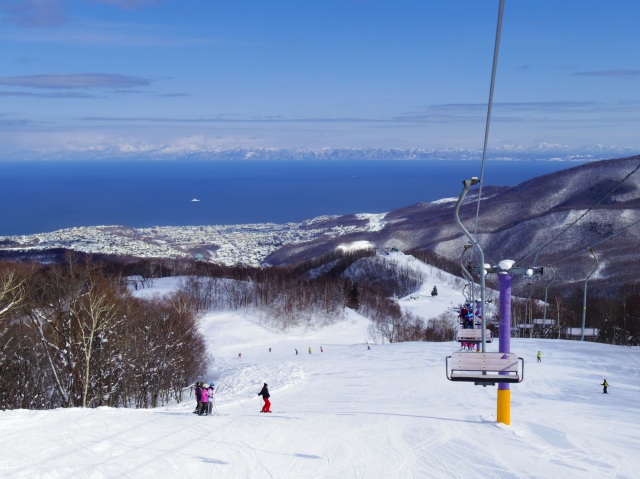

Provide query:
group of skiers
left=458, top=304, right=480, bottom=351
left=194, top=353, right=610, bottom=419
left=240, top=347, right=326, bottom=357
left=193, top=381, right=274, bottom=415
left=460, top=342, right=477, bottom=351
left=458, top=304, right=476, bottom=329
left=193, top=382, right=215, bottom=416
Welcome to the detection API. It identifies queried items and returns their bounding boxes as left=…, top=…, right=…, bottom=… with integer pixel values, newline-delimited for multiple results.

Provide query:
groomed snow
left=2, top=274, right=639, bottom=478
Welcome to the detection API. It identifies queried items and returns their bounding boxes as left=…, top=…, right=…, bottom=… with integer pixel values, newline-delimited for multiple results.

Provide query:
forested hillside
left=266, top=155, right=640, bottom=295
left=0, top=250, right=451, bottom=410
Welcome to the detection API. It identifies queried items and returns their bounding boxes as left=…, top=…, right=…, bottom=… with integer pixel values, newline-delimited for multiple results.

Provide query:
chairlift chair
left=445, top=352, right=524, bottom=386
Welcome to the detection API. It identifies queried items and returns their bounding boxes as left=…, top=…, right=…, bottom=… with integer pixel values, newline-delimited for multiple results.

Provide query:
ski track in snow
left=2, top=263, right=640, bottom=478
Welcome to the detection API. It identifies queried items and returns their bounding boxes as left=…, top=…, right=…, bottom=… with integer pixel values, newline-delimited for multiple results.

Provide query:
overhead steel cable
left=515, top=157, right=640, bottom=266
left=459, top=0, right=505, bottom=337
left=546, top=215, right=640, bottom=268
left=473, top=0, right=505, bottom=236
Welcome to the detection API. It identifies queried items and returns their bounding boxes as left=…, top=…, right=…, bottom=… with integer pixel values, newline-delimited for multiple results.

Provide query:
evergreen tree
left=345, top=282, right=360, bottom=310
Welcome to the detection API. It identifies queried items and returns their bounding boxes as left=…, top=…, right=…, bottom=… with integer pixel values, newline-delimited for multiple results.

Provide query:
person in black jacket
left=258, top=383, right=271, bottom=413
left=194, top=382, right=202, bottom=414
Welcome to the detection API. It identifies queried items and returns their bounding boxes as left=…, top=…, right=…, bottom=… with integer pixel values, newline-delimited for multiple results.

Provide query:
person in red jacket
left=258, top=383, right=271, bottom=413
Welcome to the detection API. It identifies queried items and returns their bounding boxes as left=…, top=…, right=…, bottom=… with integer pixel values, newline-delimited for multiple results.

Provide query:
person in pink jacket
left=199, top=385, right=209, bottom=415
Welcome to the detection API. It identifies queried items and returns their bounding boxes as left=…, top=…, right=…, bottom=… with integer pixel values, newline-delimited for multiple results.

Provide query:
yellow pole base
left=497, top=388, right=511, bottom=425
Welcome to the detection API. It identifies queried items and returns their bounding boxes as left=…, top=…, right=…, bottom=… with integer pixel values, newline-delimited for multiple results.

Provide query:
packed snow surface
left=2, top=276, right=640, bottom=478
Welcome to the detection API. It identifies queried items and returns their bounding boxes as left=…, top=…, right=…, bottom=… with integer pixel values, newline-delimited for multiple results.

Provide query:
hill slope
left=267, top=155, right=640, bottom=292
left=2, top=276, right=639, bottom=478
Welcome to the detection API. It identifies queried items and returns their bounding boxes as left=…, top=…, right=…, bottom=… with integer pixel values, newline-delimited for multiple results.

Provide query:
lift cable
left=515, top=157, right=640, bottom=266
left=546, top=215, right=640, bottom=268
left=473, top=0, right=505, bottom=237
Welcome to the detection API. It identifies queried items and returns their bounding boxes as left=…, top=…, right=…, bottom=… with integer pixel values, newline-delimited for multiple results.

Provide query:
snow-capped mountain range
left=17, top=144, right=640, bottom=162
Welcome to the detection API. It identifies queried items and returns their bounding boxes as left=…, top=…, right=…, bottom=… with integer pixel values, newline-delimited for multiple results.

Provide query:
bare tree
left=68, top=268, right=127, bottom=408
left=24, top=262, right=87, bottom=407
left=0, top=264, right=29, bottom=322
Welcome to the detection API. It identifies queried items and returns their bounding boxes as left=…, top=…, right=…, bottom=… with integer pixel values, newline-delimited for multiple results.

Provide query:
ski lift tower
left=483, top=260, right=542, bottom=424
left=453, top=176, right=542, bottom=425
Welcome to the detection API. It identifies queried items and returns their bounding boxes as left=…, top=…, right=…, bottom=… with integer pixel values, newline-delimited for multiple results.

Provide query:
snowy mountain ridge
left=17, top=144, right=640, bottom=162
left=266, top=155, right=640, bottom=292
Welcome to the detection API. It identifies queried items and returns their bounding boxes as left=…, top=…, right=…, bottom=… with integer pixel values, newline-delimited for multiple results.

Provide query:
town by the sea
left=0, top=159, right=586, bottom=236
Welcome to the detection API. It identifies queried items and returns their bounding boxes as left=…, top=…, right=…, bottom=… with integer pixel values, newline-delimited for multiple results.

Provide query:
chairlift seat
left=456, top=328, right=493, bottom=343
left=446, top=352, right=523, bottom=385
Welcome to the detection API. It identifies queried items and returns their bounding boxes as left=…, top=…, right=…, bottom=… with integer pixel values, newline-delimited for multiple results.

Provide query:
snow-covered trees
left=0, top=263, right=28, bottom=322
left=0, top=260, right=206, bottom=410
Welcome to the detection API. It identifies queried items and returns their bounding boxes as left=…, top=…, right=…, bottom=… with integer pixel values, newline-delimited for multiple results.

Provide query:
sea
left=0, top=159, right=587, bottom=236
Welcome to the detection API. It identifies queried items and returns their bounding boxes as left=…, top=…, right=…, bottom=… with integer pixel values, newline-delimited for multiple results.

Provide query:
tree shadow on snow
left=197, top=457, right=229, bottom=465
left=294, top=453, right=323, bottom=459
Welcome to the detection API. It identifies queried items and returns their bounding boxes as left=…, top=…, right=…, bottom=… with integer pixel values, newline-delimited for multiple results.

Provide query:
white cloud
left=0, top=0, right=66, bottom=27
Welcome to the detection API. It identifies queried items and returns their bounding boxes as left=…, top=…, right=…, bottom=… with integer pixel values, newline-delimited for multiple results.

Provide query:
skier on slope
left=258, top=383, right=271, bottom=413
left=207, top=385, right=215, bottom=415
left=199, top=384, right=209, bottom=415
left=194, top=382, right=202, bottom=414
left=601, top=379, right=609, bottom=394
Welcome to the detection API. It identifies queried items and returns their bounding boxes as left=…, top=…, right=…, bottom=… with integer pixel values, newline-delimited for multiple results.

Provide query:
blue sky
left=0, top=0, right=639, bottom=157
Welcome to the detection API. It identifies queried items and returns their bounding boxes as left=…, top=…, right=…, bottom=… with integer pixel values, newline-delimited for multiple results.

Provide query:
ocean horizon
left=0, top=159, right=587, bottom=236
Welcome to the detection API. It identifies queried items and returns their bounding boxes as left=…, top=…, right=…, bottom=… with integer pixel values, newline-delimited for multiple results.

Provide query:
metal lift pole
left=459, top=243, right=475, bottom=303
left=454, top=178, right=487, bottom=352
left=581, top=248, right=598, bottom=341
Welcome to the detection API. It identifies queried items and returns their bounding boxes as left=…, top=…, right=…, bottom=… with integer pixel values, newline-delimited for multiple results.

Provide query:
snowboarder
left=238, top=352, right=242, bottom=359
left=537, top=351, right=542, bottom=363
left=320, top=346, right=323, bottom=353
left=308, top=347, right=312, bottom=354
left=269, top=347, right=271, bottom=353
left=295, top=348, right=298, bottom=355
left=601, top=379, right=609, bottom=394
left=367, top=342, right=371, bottom=350
left=258, top=383, right=271, bottom=412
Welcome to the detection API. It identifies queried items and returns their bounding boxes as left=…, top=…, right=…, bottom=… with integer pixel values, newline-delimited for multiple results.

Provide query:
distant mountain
left=265, top=155, right=640, bottom=293
left=16, top=145, right=640, bottom=162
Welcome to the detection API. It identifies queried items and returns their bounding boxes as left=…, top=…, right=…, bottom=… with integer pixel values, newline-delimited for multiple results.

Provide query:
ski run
left=2, top=255, right=640, bottom=478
